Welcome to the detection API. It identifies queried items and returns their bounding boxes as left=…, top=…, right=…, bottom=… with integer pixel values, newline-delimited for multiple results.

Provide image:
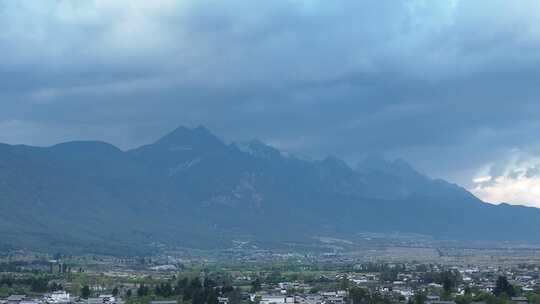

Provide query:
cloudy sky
left=2, top=0, right=540, bottom=206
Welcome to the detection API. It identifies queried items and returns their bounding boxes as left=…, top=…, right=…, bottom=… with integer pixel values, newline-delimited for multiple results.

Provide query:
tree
left=81, top=285, right=91, bottom=299
left=226, top=288, right=242, bottom=304
left=137, top=284, right=149, bottom=297
left=338, top=277, right=350, bottom=290
left=443, top=273, right=454, bottom=294
left=455, top=296, right=472, bottom=304
left=190, top=278, right=203, bottom=289
left=183, top=278, right=203, bottom=301
left=250, top=278, right=262, bottom=293
left=380, top=269, right=399, bottom=283
left=349, top=287, right=369, bottom=304
left=442, top=271, right=456, bottom=300
left=112, top=287, right=119, bottom=297
left=206, top=288, right=219, bottom=304
left=175, top=277, right=188, bottom=295
left=49, top=282, right=63, bottom=292
left=156, top=283, right=173, bottom=298
left=126, top=289, right=132, bottom=298
left=30, top=277, right=48, bottom=293
left=192, top=289, right=206, bottom=304
left=493, top=276, right=515, bottom=297
left=528, top=294, right=540, bottom=304
left=413, top=291, right=426, bottom=304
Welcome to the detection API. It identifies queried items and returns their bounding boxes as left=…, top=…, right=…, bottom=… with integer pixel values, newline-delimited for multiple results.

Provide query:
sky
left=1, top=0, right=540, bottom=206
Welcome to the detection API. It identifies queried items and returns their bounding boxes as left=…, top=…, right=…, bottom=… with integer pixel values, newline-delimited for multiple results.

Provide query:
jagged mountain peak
left=357, top=155, right=425, bottom=179
left=320, top=155, right=352, bottom=171
left=151, top=125, right=226, bottom=151
left=193, top=124, right=213, bottom=134
left=233, top=139, right=283, bottom=160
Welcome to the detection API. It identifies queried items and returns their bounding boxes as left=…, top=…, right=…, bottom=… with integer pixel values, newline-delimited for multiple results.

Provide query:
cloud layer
left=2, top=0, right=540, bottom=205
left=471, top=151, right=540, bottom=207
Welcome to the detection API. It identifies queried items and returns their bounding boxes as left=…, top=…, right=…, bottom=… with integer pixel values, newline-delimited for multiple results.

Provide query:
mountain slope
left=0, top=126, right=539, bottom=254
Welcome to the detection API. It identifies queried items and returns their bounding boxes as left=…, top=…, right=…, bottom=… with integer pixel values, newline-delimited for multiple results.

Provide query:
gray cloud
left=2, top=0, right=540, bottom=201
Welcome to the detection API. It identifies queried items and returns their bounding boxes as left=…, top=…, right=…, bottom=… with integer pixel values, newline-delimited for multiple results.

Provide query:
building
left=258, top=296, right=294, bottom=304
left=511, top=297, right=529, bottom=304
left=86, top=295, right=121, bottom=304
left=218, top=297, right=229, bottom=304
left=44, top=291, right=71, bottom=304
left=7, top=295, right=27, bottom=304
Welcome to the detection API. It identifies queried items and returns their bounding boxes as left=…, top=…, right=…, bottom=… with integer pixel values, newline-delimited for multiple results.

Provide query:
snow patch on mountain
left=168, top=157, right=201, bottom=176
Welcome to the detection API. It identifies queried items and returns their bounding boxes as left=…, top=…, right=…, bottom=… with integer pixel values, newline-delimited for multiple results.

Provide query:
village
left=2, top=249, right=540, bottom=304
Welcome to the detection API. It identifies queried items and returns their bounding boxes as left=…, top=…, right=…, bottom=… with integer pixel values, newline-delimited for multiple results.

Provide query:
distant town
left=1, top=247, right=540, bottom=304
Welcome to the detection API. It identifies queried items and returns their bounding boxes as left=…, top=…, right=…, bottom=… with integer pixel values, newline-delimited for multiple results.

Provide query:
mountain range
left=0, top=125, right=539, bottom=255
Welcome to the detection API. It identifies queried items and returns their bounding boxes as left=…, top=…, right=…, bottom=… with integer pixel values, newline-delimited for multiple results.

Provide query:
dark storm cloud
left=2, top=0, right=540, bottom=203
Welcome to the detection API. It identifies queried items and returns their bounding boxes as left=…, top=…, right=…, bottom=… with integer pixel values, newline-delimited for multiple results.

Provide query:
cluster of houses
left=251, top=291, right=348, bottom=304
left=232, top=263, right=540, bottom=304
left=0, top=292, right=122, bottom=304
left=3, top=261, right=540, bottom=304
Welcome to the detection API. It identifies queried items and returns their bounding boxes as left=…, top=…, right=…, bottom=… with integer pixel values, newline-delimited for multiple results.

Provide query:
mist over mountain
left=0, top=125, right=539, bottom=255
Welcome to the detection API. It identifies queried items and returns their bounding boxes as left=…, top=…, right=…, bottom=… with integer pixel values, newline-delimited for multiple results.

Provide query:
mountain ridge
left=0, top=125, right=538, bottom=255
